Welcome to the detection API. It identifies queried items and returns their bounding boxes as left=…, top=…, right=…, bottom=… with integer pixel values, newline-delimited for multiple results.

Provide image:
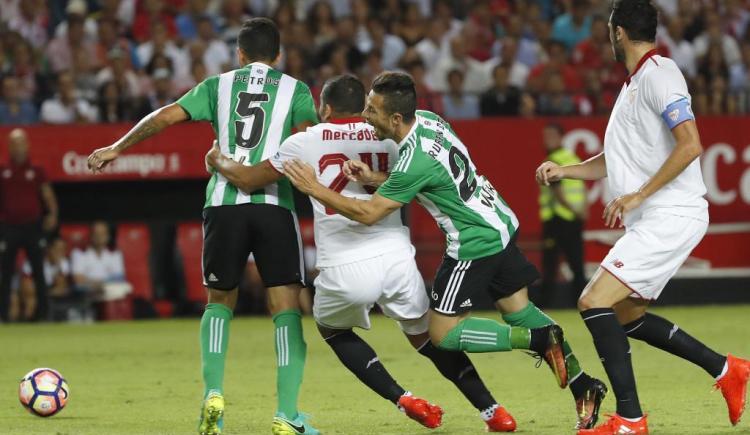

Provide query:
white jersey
left=604, top=51, right=708, bottom=225
left=269, top=119, right=413, bottom=268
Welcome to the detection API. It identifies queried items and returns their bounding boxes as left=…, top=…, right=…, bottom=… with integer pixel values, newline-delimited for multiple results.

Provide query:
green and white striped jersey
left=176, top=62, right=318, bottom=210
left=377, top=110, right=519, bottom=260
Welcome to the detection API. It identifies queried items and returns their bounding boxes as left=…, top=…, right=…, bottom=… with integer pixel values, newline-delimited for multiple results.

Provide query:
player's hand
left=603, top=191, right=645, bottom=228
left=535, top=161, right=565, bottom=186
left=283, top=159, right=319, bottom=195
left=42, top=213, right=58, bottom=232
left=205, top=140, right=221, bottom=173
left=87, top=145, right=120, bottom=173
left=343, top=160, right=374, bottom=184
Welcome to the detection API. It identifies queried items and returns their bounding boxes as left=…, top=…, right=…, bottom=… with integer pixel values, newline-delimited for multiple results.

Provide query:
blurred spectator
left=657, top=16, right=698, bottom=78
left=395, top=3, right=426, bottom=48
left=0, top=129, right=58, bottom=322
left=195, top=15, right=231, bottom=75
left=725, top=0, right=750, bottom=39
left=0, top=0, right=20, bottom=24
left=95, top=17, right=138, bottom=71
left=18, top=238, right=84, bottom=322
left=572, top=15, right=609, bottom=71
left=6, top=0, right=48, bottom=49
left=430, top=35, right=492, bottom=93
left=699, top=43, right=731, bottom=85
left=46, top=15, right=98, bottom=74
left=97, top=48, right=142, bottom=101
left=442, top=69, right=480, bottom=120
left=406, top=60, right=444, bottom=115
left=307, top=1, right=338, bottom=50
left=415, top=20, right=449, bottom=70
left=53, top=0, right=98, bottom=41
left=72, top=46, right=100, bottom=103
left=135, top=68, right=176, bottom=119
left=492, top=36, right=531, bottom=88
left=175, top=0, right=216, bottom=40
left=71, top=221, right=132, bottom=302
left=730, top=41, right=750, bottom=92
left=40, top=71, right=98, bottom=124
left=551, top=0, right=592, bottom=51
left=131, top=0, right=177, bottom=43
left=136, top=21, right=190, bottom=79
left=537, top=73, right=576, bottom=116
left=359, top=17, right=405, bottom=70
left=98, top=81, right=133, bottom=123
left=217, top=0, right=252, bottom=45
left=694, top=12, right=742, bottom=66
left=7, top=37, right=39, bottom=101
left=528, top=40, right=583, bottom=94
left=0, top=75, right=38, bottom=125
left=538, top=123, right=587, bottom=307
left=463, top=0, right=494, bottom=61
left=480, top=64, right=521, bottom=117
left=493, top=14, right=544, bottom=68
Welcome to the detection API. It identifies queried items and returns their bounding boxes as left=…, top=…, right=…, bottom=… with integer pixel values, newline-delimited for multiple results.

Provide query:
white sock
left=621, top=416, right=644, bottom=423
left=480, top=404, right=499, bottom=421
left=715, top=360, right=729, bottom=381
left=397, top=391, right=412, bottom=412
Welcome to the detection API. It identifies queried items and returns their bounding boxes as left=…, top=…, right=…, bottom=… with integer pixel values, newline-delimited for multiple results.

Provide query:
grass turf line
left=1, top=306, right=750, bottom=434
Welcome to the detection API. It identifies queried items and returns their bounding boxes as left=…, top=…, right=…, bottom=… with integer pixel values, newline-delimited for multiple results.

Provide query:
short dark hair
left=371, top=72, right=417, bottom=122
left=545, top=122, right=565, bottom=135
left=610, top=0, right=658, bottom=43
left=238, top=18, right=280, bottom=62
left=321, top=75, right=366, bottom=115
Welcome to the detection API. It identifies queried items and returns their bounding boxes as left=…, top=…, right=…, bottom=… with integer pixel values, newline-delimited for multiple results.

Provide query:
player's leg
left=315, top=255, right=442, bottom=429
left=576, top=268, right=647, bottom=434
left=497, top=288, right=607, bottom=429
left=0, top=226, right=21, bottom=322
left=559, top=218, right=587, bottom=303
left=540, top=218, right=559, bottom=307
left=427, top=254, right=567, bottom=386
left=198, top=205, right=252, bottom=435
left=249, top=206, right=318, bottom=434
left=22, top=225, right=47, bottom=321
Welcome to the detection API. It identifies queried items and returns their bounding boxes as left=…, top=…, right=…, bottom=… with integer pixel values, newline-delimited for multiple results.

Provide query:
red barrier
left=1, top=117, right=747, bottom=230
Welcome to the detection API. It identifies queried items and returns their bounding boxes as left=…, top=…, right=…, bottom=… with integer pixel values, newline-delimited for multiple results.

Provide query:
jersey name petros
left=234, top=74, right=281, bottom=86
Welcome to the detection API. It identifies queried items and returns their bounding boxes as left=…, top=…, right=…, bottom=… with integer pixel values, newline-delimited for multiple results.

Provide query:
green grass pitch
left=2, top=306, right=750, bottom=434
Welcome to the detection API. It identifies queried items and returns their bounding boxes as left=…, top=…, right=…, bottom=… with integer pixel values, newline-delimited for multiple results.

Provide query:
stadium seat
left=58, top=224, right=91, bottom=252
left=116, top=223, right=154, bottom=301
left=176, top=222, right=206, bottom=304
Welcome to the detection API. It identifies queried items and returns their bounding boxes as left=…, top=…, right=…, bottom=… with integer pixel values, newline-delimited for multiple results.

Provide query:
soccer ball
left=18, top=368, right=69, bottom=417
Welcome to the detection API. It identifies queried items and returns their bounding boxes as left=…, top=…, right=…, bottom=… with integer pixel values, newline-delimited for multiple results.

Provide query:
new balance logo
left=612, top=259, right=624, bottom=269
left=208, top=273, right=219, bottom=282
left=459, top=299, right=472, bottom=308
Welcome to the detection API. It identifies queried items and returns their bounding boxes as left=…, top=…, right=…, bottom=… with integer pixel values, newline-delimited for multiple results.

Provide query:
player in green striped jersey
left=283, top=72, right=608, bottom=430
left=87, top=19, right=319, bottom=435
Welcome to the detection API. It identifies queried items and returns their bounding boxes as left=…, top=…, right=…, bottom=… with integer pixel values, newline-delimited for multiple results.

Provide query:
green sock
left=502, top=302, right=583, bottom=380
left=437, top=317, right=531, bottom=352
left=200, top=303, right=233, bottom=398
left=273, top=309, right=307, bottom=419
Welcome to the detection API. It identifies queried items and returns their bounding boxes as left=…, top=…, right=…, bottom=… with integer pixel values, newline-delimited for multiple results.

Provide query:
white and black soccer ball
left=18, top=368, right=69, bottom=417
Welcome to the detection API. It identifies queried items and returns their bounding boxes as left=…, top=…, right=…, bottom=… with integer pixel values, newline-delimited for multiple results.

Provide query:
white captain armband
left=661, top=98, right=695, bottom=130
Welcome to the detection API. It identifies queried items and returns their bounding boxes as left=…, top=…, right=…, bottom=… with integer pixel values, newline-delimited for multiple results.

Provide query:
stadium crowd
left=0, top=0, right=749, bottom=124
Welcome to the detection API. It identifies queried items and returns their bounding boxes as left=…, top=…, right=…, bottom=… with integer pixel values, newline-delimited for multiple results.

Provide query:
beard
left=612, top=40, right=626, bottom=63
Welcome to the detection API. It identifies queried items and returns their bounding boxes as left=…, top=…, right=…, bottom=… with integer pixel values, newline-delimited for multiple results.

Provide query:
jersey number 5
left=234, top=92, right=269, bottom=149
left=319, top=153, right=389, bottom=215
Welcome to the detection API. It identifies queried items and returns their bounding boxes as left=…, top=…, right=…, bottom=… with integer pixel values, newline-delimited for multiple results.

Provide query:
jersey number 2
left=319, top=153, right=389, bottom=215
left=234, top=92, right=269, bottom=149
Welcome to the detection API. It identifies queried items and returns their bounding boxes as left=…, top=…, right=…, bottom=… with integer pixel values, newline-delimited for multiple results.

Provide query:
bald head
left=8, top=128, right=29, bottom=165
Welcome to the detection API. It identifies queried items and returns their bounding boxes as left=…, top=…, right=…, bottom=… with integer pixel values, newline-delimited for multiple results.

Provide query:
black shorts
left=430, top=239, right=540, bottom=315
left=202, top=204, right=304, bottom=290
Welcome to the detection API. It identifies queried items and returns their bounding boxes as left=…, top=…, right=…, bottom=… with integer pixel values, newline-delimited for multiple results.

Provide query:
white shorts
left=313, top=248, right=429, bottom=335
left=601, top=209, right=708, bottom=300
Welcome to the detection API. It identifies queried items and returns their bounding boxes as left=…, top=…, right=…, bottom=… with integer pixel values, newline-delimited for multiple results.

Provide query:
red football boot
left=577, top=414, right=648, bottom=435
left=398, top=394, right=444, bottom=429
left=484, top=405, right=517, bottom=432
left=715, top=354, right=750, bottom=426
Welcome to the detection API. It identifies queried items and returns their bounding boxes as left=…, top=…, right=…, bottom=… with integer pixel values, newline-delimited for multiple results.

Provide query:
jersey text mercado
left=377, top=110, right=519, bottom=261
left=176, top=62, right=318, bottom=210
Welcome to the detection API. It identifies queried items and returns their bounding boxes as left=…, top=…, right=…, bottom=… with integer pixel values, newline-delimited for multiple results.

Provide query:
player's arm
left=283, top=159, right=402, bottom=226
left=343, top=160, right=389, bottom=187
left=205, top=141, right=282, bottom=194
left=88, top=104, right=189, bottom=172
left=536, top=152, right=606, bottom=186
left=40, top=182, right=58, bottom=231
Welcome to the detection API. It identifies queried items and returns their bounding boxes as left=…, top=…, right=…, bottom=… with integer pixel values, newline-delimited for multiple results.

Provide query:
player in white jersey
left=207, top=75, right=536, bottom=432
left=535, top=2, right=750, bottom=434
